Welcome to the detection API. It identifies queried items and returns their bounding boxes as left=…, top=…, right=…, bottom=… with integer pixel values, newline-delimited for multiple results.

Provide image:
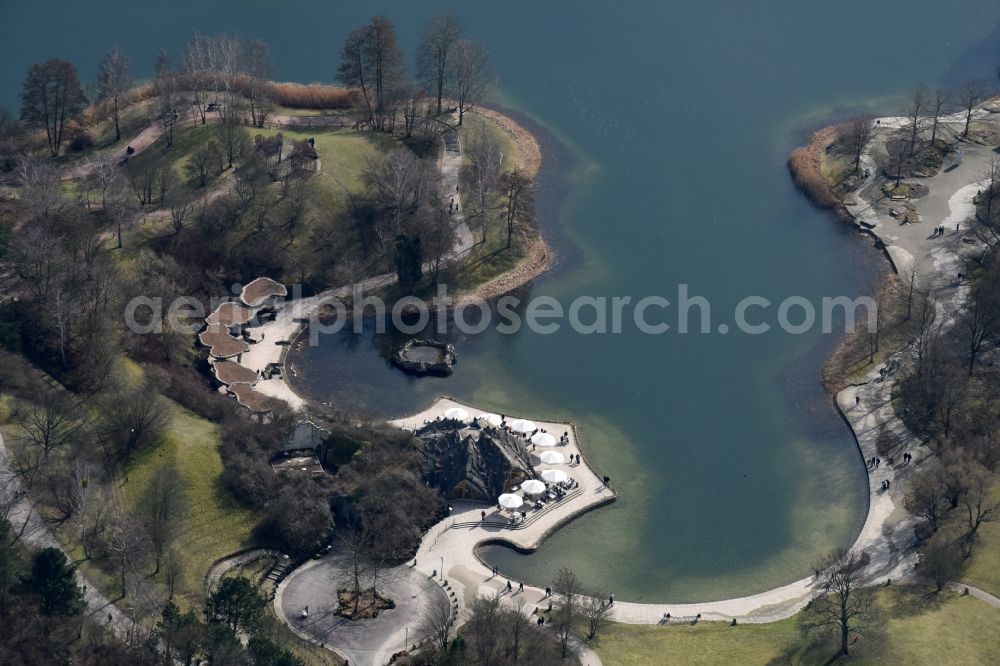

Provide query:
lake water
left=4, top=1, right=999, bottom=602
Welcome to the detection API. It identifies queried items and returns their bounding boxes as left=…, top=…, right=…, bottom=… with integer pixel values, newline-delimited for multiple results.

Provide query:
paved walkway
left=437, top=118, right=476, bottom=256
left=0, top=430, right=139, bottom=642
left=275, top=555, right=449, bottom=666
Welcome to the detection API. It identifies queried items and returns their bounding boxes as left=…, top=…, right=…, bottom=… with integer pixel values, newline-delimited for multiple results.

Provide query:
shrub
left=788, top=142, right=844, bottom=215
left=68, top=129, right=94, bottom=152
left=266, top=82, right=357, bottom=109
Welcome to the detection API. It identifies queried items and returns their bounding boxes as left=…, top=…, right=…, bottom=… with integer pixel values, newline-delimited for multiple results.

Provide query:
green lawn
left=460, top=110, right=520, bottom=170
left=258, top=126, right=397, bottom=201
left=594, top=587, right=1000, bottom=666
left=122, top=400, right=257, bottom=610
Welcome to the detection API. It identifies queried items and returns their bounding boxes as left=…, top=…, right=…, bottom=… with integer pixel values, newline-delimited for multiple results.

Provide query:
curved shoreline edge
left=379, top=108, right=993, bottom=625
left=275, top=104, right=996, bottom=634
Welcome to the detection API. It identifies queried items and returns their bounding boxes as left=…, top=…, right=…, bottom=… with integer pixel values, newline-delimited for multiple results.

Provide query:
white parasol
left=540, top=469, right=569, bottom=484
left=444, top=407, right=470, bottom=421
left=521, top=479, right=546, bottom=496
left=531, top=432, right=556, bottom=447
left=539, top=451, right=565, bottom=465
left=498, top=493, right=523, bottom=510
left=509, top=419, right=537, bottom=433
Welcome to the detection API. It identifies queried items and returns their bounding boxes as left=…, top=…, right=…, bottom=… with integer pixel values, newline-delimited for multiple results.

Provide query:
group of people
left=931, top=224, right=958, bottom=238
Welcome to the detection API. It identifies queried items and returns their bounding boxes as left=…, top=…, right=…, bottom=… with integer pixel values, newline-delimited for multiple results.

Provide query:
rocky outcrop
left=414, top=421, right=534, bottom=501
left=392, top=338, right=457, bottom=376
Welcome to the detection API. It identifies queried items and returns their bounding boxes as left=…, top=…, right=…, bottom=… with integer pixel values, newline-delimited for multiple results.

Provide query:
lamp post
left=439, top=556, right=444, bottom=580
left=404, top=626, right=408, bottom=653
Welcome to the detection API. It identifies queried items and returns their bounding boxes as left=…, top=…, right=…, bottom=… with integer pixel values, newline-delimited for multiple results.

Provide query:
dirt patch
left=335, top=589, right=395, bottom=620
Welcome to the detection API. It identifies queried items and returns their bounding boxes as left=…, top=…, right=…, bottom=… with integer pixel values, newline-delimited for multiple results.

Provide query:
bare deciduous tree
left=246, top=40, right=273, bottom=128
left=959, top=263, right=1000, bottom=375
left=185, top=140, right=223, bottom=188
left=552, top=566, right=580, bottom=659
left=841, top=116, right=876, bottom=173
left=338, top=16, right=407, bottom=129
left=163, top=547, right=182, bottom=599
left=449, top=39, right=493, bottom=125
left=958, top=463, right=1000, bottom=558
left=898, top=260, right=920, bottom=321
left=20, top=59, right=88, bottom=156
left=975, top=157, right=1000, bottom=248
left=903, top=83, right=930, bottom=156
left=502, top=168, right=534, bottom=249
left=809, top=547, right=880, bottom=657
left=467, top=121, right=503, bottom=244
left=138, top=466, right=187, bottom=574
left=99, top=386, right=168, bottom=463
left=153, top=51, right=182, bottom=148
left=17, top=156, right=62, bottom=217
left=183, top=33, right=213, bottom=125
left=930, top=89, right=949, bottom=145
left=921, top=531, right=963, bottom=591
left=957, top=79, right=986, bottom=138
left=418, top=591, right=453, bottom=653
left=107, top=505, right=150, bottom=599
left=14, top=392, right=80, bottom=460
left=418, top=12, right=463, bottom=116
left=582, top=590, right=613, bottom=640
left=904, top=467, right=946, bottom=533
left=97, top=47, right=132, bottom=142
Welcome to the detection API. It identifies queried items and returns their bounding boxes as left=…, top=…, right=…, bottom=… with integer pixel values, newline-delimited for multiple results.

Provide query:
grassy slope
left=0, top=357, right=256, bottom=613
left=126, top=121, right=222, bottom=182
left=595, top=587, right=1000, bottom=666
left=122, top=400, right=257, bottom=609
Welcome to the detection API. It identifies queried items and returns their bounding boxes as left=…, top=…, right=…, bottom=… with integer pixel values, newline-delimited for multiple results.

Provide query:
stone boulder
left=392, top=338, right=457, bottom=377
left=414, top=421, right=535, bottom=501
